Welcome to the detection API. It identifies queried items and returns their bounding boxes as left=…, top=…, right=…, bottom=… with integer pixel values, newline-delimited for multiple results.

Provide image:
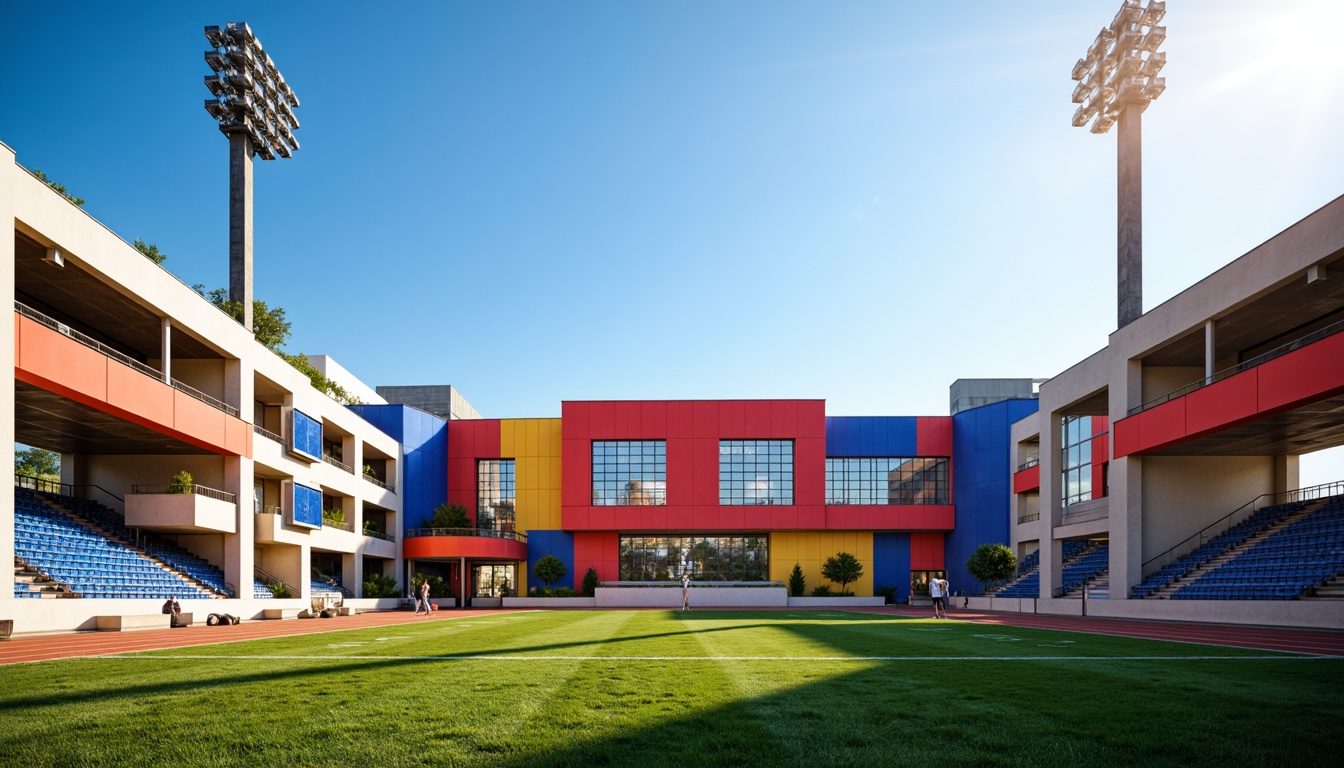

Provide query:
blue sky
left=3, top=1, right=1342, bottom=480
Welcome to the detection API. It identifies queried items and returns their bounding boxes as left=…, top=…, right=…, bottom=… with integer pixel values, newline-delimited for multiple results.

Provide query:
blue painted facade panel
left=348, top=404, right=448, bottom=539
left=872, top=532, right=912, bottom=601
left=946, top=399, right=1039, bottom=595
left=291, top=482, right=323, bottom=528
left=526, top=530, right=576, bottom=590
left=291, top=409, right=322, bottom=461
left=825, top=416, right=918, bottom=457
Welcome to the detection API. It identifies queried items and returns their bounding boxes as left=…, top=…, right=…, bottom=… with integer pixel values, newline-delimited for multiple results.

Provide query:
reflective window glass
left=592, top=440, right=667, bottom=506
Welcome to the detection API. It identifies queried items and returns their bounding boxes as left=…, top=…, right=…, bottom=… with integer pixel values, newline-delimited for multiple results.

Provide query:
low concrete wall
left=95, top=614, right=172, bottom=631
left=595, top=587, right=787, bottom=608
left=503, top=597, right=597, bottom=608
left=787, top=597, right=886, bottom=608
left=1, top=597, right=406, bottom=636
left=965, top=596, right=1344, bottom=629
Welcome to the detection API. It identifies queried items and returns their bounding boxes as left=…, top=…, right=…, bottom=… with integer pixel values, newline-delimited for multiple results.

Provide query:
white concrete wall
left=1141, top=455, right=1274, bottom=561
left=965, top=596, right=1344, bottom=631
left=595, top=587, right=788, bottom=608
left=1, top=143, right=15, bottom=601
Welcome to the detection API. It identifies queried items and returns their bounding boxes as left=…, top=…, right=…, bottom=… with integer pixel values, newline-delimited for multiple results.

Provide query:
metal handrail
left=15, top=301, right=240, bottom=418
left=323, top=454, right=354, bottom=474
left=253, top=424, right=282, bottom=443
left=1018, top=513, right=1040, bottom=524
left=1139, top=479, right=1344, bottom=577
left=1130, top=317, right=1344, bottom=415
left=130, top=483, right=238, bottom=504
left=362, top=526, right=396, bottom=542
left=406, top=527, right=528, bottom=544
left=254, top=565, right=297, bottom=598
left=363, top=474, right=395, bottom=493
left=14, top=474, right=127, bottom=515
left=1017, top=458, right=1040, bottom=471
left=258, top=504, right=283, bottom=516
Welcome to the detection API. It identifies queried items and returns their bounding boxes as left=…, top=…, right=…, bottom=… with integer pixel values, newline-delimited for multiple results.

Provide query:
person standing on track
left=929, top=575, right=946, bottom=619
left=681, top=574, right=690, bottom=611
left=418, top=579, right=432, bottom=616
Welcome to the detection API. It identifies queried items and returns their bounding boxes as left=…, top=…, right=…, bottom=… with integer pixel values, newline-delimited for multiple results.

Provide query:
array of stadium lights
left=203, top=22, right=300, bottom=160
left=1070, top=0, right=1166, bottom=134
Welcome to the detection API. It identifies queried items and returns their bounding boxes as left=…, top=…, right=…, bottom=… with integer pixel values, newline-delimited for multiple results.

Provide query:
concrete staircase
left=13, top=556, right=75, bottom=598
left=1063, top=571, right=1109, bottom=599
left=1147, top=501, right=1324, bottom=599
left=1305, top=574, right=1344, bottom=600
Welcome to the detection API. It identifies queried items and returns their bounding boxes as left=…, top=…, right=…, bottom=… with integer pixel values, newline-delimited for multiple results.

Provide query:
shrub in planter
left=875, top=584, right=899, bottom=605
left=821, top=552, right=863, bottom=595
left=167, top=470, right=194, bottom=494
left=810, top=585, right=833, bottom=597
left=266, top=581, right=290, bottom=599
left=362, top=574, right=399, bottom=598
left=787, top=563, right=807, bottom=597
left=533, top=554, right=567, bottom=590
left=529, top=587, right=553, bottom=598
left=554, top=587, right=575, bottom=598
left=581, top=567, right=599, bottom=597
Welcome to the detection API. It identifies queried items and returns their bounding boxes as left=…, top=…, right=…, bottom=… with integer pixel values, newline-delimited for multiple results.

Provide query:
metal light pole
left=1071, top=0, right=1166, bottom=329
left=203, top=23, right=301, bottom=331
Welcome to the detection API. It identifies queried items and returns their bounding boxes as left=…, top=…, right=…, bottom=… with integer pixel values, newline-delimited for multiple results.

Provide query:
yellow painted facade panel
left=770, top=532, right=874, bottom=595
left=501, top=418, right=563, bottom=536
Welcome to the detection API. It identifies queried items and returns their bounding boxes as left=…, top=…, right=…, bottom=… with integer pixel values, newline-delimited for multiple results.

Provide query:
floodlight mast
left=1070, top=0, right=1166, bottom=329
left=202, top=22, right=300, bottom=331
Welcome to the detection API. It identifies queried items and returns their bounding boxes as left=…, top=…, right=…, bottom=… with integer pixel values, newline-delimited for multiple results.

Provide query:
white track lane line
left=87, top=653, right=1337, bottom=662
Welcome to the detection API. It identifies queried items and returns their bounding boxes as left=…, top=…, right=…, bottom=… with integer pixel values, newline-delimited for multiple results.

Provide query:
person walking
left=418, top=579, right=432, bottom=617
left=929, top=575, right=945, bottom=619
left=939, top=577, right=952, bottom=617
left=681, top=574, right=690, bottom=611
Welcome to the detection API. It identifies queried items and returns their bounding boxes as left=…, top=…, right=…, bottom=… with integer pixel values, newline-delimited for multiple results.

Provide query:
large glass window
left=592, top=440, right=667, bottom=506
left=473, top=564, right=516, bottom=597
left=619, top=535, right=769, bottom=581
left=826, top=458, right=950, bottom=504
left=477, top=459, right=516, bottom=530
left=719, top=440, right=793, bottom=505
left=1062, top=416, right=1094, bottom=508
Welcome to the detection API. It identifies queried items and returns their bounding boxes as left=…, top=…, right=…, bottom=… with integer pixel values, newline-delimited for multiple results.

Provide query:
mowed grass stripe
left=2, top=611, right=1341, bottom=767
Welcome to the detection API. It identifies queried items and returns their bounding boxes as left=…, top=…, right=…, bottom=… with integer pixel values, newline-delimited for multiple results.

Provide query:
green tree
left=133, top=238, right=166, bottom=265
left=787, top=563, right=807, bottom=597
left=581, top=567, right=600, bottom=597
left=32, top=169, right=85, bottom=207
left=425, top=503, right=471, bottom=529
left=821, top=552, right=863, bottom=596
left=14, top=446, right=60, bottom=480
left=966, top=543, right=1018, bottom=594
left=167, top=470, right=194, bottom=494
left=362, top=573, right=399, bottom=598
left=533, top=554, right=567, bottom=590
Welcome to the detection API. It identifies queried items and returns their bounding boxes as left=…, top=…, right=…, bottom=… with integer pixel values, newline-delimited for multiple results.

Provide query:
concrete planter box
left=503, top=597, right=597, bottom=608
left=597, top=586, right=788, bottom=608
left=470, top=597, right=503, bottom=608
left=909, top=597, right=933, bottom=607
left=126, top=492, right=237, bottom=533
left=787, top=596, right=886, bottom=608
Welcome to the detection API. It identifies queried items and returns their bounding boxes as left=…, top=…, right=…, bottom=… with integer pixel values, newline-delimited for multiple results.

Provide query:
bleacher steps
left=1307, top=574, right=1344, bottom=600
left=36, top=496, right=229, bottom=599
left=1147, top=501, right=1324, bottom=599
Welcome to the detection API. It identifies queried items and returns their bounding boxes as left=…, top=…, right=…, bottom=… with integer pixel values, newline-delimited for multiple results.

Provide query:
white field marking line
left=91, top=653, right=1337, bottom=662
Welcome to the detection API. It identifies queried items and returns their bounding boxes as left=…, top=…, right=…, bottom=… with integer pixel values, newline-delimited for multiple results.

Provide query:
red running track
left=1, top=606, right=1340, bottom=666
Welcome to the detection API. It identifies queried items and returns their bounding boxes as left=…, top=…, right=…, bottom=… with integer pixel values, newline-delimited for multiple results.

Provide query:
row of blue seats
left=27, top=489, right=235, bottom=598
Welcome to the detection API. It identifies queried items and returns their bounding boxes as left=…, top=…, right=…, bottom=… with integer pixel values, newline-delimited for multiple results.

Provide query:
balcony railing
left=16, top=301, right=239, bottom=418
left=406, top=527, right=527, bottom=544
left=1130, top=317, right=1344, bottom=415
left=363, top=528, right=396, bottom=543
left=323, top=454, right=354, bottom=474
left=1017, top=512, right=1040, bottom=524
left=363, top=474, right=395, bottom=493
left=1017, top=458, right=1039, bottom=471
left=321, top=516, right=354, bottom=532
left=253, top=424, right=282, bottom=443
left=130, top=483, right=237, bottom=504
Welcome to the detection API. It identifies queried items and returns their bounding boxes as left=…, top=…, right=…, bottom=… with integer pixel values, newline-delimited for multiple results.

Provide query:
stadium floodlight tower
left=203, top=22, right=300, bottom=331
left=1070, top=0, right=1166, bottom=329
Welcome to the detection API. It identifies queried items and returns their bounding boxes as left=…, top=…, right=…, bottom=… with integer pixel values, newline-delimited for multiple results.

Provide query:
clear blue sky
left=3, top=2, right=1342, bottom=480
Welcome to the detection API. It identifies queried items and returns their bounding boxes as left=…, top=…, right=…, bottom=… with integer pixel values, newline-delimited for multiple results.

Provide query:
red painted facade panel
left=1138, top=399, right=1186, bottom=449
left=1257, top=333, right=1344, bottom=413
left=573, top=531, right=619, bottom=584
left=797, top=401, right=827, bottom=438
left=1013, top=465, right=1040, bottom=494
left=1113, top=416, right=1140, bottom=458
left=560, top=401, right=586, bottom=440
left=909, top=532, right=944, bottom=570
left=404, top=534, right=528, bottom=561
left=916, top=417, right=954, bottom=457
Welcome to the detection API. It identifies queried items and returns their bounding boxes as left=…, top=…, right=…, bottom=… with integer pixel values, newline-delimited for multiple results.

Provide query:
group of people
left=928, top=575, right=953, bottom=619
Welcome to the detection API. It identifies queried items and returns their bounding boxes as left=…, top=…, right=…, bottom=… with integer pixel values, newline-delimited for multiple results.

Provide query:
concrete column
left=1117, top=102, right=1144, bottom=329
left=1038, top=413, right=1063, bottom=598
left=59, top=453, right=87, bottom=488
left=1, top=141, right=17, bottom=600
left=228, top=133, right=254, bottom=331
left=460, top=556, right=467, bottom=610
left=1274, top=455, right=1300, bottom=495
left=161, top=318, right=172, bottom=383
left=1109, top=357, right=1145, bottom=597
left=1204, top=320, right=1216, bottom=384
left=222, top=357, right=255, bottom=600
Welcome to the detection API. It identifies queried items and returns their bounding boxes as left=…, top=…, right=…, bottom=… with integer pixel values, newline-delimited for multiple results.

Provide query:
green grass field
left=1, top=610, right=1339, bottom=767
